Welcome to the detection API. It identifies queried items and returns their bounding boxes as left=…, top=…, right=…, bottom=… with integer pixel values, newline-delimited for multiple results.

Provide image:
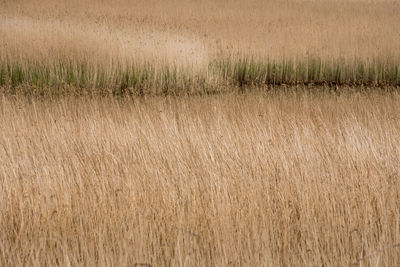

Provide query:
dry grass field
left=1, top=0, right=400, bottom=266
left=1, top=91, right=400, bottom=266
left=0, top=0, right=399, bottom=92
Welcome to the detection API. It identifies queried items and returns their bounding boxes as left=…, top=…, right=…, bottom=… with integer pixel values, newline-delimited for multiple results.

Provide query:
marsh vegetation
left=1, top=0, right=400, bottom=266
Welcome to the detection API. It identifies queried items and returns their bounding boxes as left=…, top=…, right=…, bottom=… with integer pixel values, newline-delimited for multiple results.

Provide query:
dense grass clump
left=1, top=58, right=399, bottom=96
left=222, top=58, right=400, bottom=87
left=0, top=60, right=206, bottom=96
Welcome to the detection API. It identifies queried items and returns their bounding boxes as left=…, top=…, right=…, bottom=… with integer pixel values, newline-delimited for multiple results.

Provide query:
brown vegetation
left=1, top=91, right=400, bottom=266
left=2, top=0, right=399, bottom=64
left=1, top=0, right=400, bottom=266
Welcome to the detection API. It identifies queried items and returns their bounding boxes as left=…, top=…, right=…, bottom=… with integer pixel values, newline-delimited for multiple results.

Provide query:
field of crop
left=1, top=0, right=400, bottom=266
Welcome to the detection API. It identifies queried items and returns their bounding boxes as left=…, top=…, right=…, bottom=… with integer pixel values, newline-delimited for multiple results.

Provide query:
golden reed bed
left=1, top=92, right=400, bottom=266
left=1, top=0, right=400, bottom=266
left=0, top=0, right=399, bottom=92
left=2, top=0, right=399, bottom=63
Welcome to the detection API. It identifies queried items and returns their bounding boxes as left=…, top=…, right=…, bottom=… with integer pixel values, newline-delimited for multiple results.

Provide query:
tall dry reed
left=0, top=0, right=399, bottom=92
left=1, top=91, right=400, bottom=266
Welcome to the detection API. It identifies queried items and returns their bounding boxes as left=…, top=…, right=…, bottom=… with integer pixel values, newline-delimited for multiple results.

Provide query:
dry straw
left=1, top=92, right=400, bottom=265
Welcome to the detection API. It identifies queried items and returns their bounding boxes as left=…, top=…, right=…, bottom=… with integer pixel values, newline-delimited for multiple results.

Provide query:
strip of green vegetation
left=0, top=57, right=398, bottom=95
left=216, top=57, right=399, bottom=87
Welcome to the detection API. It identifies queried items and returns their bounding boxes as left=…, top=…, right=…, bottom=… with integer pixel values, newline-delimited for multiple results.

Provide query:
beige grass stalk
left=1, top=0, right=399, bottom=66
left=1, top=91, right=400, bottom=266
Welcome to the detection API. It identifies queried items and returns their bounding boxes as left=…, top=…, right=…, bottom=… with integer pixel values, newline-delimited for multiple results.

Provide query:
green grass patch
left=0, top=57, right=398, bottom=96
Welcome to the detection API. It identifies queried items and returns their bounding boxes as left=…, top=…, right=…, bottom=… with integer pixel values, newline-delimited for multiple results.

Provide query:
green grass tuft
left=0, top=57, right=399, bottom=96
